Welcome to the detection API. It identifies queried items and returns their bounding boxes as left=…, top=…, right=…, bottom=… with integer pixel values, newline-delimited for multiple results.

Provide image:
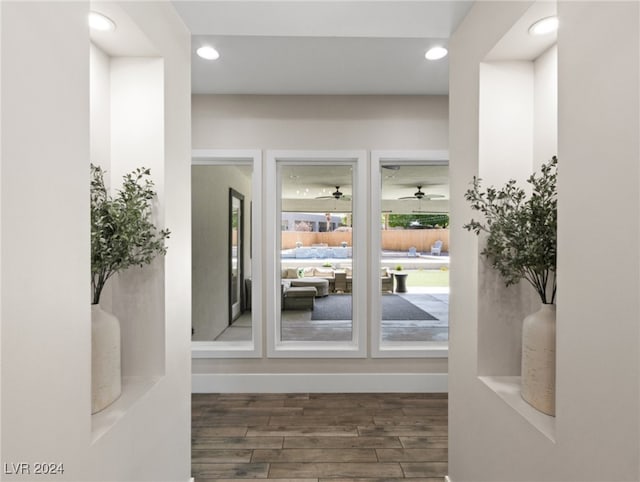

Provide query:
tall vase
left=91, top=304, right=121, bottom=414
left=521, top=303, right=556, bottom=416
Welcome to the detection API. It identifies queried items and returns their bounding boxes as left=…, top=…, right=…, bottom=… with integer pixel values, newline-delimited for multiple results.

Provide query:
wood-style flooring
left=192, top=393, right=448, bottom=482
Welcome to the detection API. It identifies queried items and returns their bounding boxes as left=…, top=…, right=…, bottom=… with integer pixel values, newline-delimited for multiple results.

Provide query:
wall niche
left=475, top=0, right=558, bottom=440
left=90, top=20, right=166, bottom=439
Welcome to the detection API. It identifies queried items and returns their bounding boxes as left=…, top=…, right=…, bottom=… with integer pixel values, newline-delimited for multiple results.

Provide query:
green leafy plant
left=388, top=213, right=450, bottom=229
left=91, top=164, right=170, bottom=305
left=464, top=156, right=557, bottom=304
left=395, top=264, right=403, bottom=271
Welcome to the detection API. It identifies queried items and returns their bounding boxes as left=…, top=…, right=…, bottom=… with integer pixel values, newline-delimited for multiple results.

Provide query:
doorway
left=229, top=188, right=244, bottom=324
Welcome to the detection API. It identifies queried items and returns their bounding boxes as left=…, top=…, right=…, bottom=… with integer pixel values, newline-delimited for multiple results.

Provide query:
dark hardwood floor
left=192, top=393, right=448, bottom=482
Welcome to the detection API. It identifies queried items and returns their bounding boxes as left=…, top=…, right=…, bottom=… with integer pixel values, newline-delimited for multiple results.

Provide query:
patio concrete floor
left=215, top=287, right=449, bottom=343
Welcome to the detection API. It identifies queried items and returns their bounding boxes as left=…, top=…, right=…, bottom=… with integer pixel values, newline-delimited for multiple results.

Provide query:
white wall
left=556, top=1, right=639, bottom=479
left=192, top=94, right=450, bottom=379
left=109, top=56, right=166, bottom=378
left=534, top=45, right=558, bottom=166
left=90, top=44, right=113, bottom=313
left=477, top=61, right=539, bottom=377
left=1, top=3, right=92, bottom=477
left=193, top=95, right=448, bottom=150
left=449, top=1, right=639, bottom=481
left=1, top=2, right=192, bottom=481
left=479, top=61, right=534, bottom=185
left=192, top=164, right=252, bottom=341
left=96, top=2, right=192, bottom=480
left=90, top=44, right=111, bottom=177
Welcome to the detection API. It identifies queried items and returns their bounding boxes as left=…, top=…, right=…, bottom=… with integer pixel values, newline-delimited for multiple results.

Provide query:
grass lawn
left=404, top=269, right=449, bottom=287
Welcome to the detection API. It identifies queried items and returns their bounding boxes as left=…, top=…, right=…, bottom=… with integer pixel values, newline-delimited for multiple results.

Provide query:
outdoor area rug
left=311, top=294, right=437, bottom=321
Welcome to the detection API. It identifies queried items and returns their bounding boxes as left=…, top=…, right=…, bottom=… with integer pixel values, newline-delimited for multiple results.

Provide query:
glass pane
left=380, top=164, right=450, bottom=344
left=230, top=190, right=243, bottom=322
left=192, top=164, right=253, bottom=342
left=279, top=164, right=354, bottom=342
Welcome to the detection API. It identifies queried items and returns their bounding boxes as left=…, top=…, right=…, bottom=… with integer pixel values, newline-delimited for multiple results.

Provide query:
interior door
left=230, top=189, right=244, bottom=323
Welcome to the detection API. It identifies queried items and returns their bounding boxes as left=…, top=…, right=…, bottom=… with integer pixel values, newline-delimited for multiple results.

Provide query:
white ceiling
left=280, top=164, right=447, bottom=194
left=190, top=35, right=451, bottom=95
left=221, top=163, right=450, bottom=213
left=170, top=0, right=556, bottom=213
left=281, top=163, right=449, bottom=212
left=486, top=1, right=557, bottom=61
left=90, top=2, right=159, bottom=56
left=172, top=1, right=474, bottom=95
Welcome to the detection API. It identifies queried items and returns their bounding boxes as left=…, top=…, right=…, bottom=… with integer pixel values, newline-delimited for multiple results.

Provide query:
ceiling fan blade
left=398, top=192, right=445, bottom=200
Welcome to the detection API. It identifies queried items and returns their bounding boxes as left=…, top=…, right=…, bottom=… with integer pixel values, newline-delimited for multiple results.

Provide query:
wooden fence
left=282, top=229, right=449, bottom=253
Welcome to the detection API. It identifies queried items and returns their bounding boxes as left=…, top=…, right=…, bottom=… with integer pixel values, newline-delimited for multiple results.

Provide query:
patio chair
left=408, top=246, right=418, bottom=257
left=430, top=240, right=443, bottom=256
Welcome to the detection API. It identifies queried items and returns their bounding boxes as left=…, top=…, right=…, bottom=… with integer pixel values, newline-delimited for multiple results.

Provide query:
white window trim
left=371, top=150, right=450, bottom=358
left=191, top=149, right=263, bottom=358
left=266, top=150, right=368, bottom=358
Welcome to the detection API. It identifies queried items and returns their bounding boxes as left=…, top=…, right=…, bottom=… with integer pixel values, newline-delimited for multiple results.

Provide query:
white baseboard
left=192, top=373, right=448, bottom=393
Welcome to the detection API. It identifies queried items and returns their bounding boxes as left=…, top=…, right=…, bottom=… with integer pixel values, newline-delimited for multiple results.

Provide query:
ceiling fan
left=399, top=185, right=445, bottom=200
left=315, top=186, right=351, bottom=201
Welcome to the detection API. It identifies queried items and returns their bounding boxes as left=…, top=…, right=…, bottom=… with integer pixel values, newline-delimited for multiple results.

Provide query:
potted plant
left=90, top=164, right=169, bottom=413
left=464, top=156, right=557, bottom=415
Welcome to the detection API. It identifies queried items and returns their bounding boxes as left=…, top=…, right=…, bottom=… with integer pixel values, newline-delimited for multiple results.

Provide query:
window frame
left=265, top=150, right=368, bottom=358
left=191, top=149, right=263, bottom=359
left=370, top=150, right=450, bottom=358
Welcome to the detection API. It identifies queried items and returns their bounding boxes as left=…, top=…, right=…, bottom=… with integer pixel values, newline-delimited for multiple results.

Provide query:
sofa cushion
left=285, top=286, right=317, bottom=298
left=314, top=267, right=334, bottom=278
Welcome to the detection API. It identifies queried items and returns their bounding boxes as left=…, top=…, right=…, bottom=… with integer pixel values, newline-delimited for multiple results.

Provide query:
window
left=370, top=151, right=450, bottom=357
left=191, top=150, right=262, bottom=358
left=191, top=149, right=449, bottom=360
left=265, top=151, right=367, bottom=358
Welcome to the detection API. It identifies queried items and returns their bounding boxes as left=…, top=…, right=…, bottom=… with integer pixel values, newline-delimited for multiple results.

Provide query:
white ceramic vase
left=91, top=304, right=121, bottom=414
left=521, top=303, right=556, bottom=416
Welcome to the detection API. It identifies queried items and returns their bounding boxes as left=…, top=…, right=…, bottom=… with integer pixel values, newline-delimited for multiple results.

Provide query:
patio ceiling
left=281, top=163, right=449, bottom=214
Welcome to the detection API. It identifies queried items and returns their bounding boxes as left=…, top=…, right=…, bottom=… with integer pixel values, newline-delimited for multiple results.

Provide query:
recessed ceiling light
left=529, top=16, right=559, bottom=36
left=197, top=46, right=220, bottom=60
left=425, top=47, right=448, bottom=61
left=89, top=12, right=116, bottom=32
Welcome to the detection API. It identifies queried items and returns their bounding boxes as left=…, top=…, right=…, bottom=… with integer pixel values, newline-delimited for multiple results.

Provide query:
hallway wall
left=192, top=164, right=253, bottom=341
left=448, top=1, right=639, bottom=480
left=192, top=94, right=449, bottom=383
left=1, top=2, right=192, bottom=481
left=193, top=95, right=448, bottom=151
